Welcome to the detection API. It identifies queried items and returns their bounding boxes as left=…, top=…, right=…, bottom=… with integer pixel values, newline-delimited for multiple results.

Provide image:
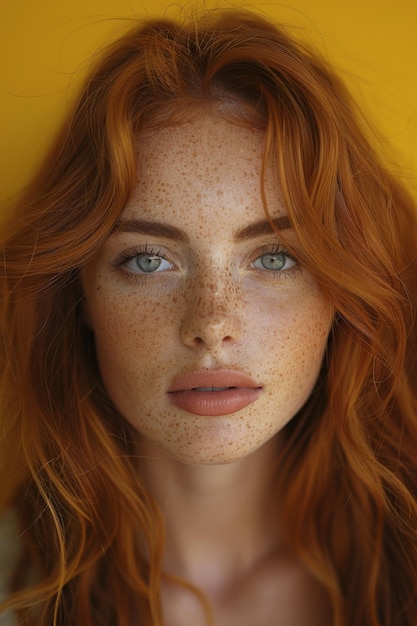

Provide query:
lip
left=167, top=369, right=262, bottom=416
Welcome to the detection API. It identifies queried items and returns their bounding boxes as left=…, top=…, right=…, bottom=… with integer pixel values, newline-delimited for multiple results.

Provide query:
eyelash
left=113, top=244, right=168, bottom=266
left=112, top=243, right=301, bottom=282
left=112, top=244, right=172, bottom=282
left=250, top=244, right=300, bottom=278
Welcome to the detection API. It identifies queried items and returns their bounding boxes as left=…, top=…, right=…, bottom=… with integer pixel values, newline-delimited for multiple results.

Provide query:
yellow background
left=1, top=0, right=416, bottom=206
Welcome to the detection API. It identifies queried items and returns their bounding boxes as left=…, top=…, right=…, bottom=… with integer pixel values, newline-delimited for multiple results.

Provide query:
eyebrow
left=234, top=216, right=292, bottom=241
left=111, top=218, right=189, bottom=242
left=111, top=215, right=292, bottom=242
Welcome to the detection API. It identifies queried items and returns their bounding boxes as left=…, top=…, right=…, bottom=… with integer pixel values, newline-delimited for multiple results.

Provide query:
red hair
left=1, top=8, right=417, bottom=625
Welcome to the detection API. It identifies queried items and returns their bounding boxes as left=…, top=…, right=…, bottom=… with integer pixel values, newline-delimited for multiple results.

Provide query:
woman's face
left=81, top=114, right=333, bottom=464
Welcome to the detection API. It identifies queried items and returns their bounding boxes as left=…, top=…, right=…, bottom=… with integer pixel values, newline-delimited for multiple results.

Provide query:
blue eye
left=124, top=253, right=173, bottom=274
left=252, top=250, right=296, bottom=271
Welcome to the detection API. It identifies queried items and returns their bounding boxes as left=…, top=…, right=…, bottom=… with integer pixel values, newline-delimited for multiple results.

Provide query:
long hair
left=1, top=8, right=417, bottom=625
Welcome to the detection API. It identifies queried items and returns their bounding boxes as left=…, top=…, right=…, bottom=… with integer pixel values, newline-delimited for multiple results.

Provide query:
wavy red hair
left=1, top=8, right=417, bottom=625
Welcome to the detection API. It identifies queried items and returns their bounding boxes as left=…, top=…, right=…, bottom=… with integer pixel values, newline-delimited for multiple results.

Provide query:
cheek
left=92, top=290, right=173, bottom=348
left=87, top=288, right=181, bottom=392
left=285, top=305, right=330, bottom=353
left=254, top=291, right=332, bottom=389
left=251, top=281, right=332, bottom=348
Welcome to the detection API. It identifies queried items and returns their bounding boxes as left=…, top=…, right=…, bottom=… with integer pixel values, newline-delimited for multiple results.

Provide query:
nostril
left=180, top=287, right=243, bottom=349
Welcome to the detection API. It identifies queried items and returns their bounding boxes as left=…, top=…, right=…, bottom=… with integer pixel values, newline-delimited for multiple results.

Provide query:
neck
left=138, top=436, right=283, bottom=593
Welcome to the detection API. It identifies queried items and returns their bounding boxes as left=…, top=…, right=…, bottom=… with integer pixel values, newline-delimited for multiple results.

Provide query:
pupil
left=137, top=255, right=162, bottom=272
left=262, top=253, right=285, bottom=270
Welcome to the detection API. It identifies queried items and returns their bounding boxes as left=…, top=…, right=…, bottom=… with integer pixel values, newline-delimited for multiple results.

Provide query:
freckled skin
left=81, top=115, right=333, bottom=465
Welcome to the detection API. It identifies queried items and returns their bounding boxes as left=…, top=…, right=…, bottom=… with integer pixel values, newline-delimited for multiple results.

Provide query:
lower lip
left=168, top=388, right=261, bottom=416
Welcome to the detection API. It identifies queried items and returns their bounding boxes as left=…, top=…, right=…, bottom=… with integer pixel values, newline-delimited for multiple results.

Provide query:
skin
left=82, top=115, right=333, bottom=465
left=81, top=113, right=334, bottom=625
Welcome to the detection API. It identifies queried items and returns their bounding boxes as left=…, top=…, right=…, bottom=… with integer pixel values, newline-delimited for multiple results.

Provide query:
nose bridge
left=180, top=266, right=243, bottom=348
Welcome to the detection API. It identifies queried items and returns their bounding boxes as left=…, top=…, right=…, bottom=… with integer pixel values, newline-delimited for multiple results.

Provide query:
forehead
left=122, top=115, right=286, bottom=224
left=138, top=114, right=263, bottom=160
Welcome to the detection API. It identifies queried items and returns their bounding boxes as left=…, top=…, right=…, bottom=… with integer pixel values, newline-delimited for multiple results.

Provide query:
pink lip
left=167, top=369, right=262, bottom=416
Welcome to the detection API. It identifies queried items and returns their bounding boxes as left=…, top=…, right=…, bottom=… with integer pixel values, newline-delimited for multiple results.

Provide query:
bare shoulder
left=0, top=510, right=19, bottom=626
left=161, top=548, right=332, bottom=626
left=215, top=548, right=332, bottom=626
left=247, top=548, right=332, bottom=626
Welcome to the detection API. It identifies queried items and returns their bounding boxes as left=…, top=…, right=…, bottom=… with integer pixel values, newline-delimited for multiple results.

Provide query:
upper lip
left=168, top=369, right=262, bottom=392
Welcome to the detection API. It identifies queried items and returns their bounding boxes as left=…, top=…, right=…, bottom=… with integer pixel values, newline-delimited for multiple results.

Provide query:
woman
left=1, top=8, right=417, bottom=626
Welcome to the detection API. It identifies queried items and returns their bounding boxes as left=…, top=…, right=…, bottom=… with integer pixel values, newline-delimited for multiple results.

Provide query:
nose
left=180, top=273, right=243, bottom=349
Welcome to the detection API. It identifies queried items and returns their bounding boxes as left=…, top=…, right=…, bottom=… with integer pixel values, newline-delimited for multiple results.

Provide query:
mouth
left=193, top=386, right=234, bottom=392
left=167, top=370, right=262, bottom=416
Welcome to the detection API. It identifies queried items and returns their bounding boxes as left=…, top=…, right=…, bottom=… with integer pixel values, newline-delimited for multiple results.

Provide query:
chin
left=156, top=436, right=277, bottom=466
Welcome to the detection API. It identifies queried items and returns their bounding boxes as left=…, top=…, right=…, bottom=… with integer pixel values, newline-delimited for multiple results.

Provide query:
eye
left=251, top=248, right=297, bottom=272
left=123, top=252, right=173, bottom=274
